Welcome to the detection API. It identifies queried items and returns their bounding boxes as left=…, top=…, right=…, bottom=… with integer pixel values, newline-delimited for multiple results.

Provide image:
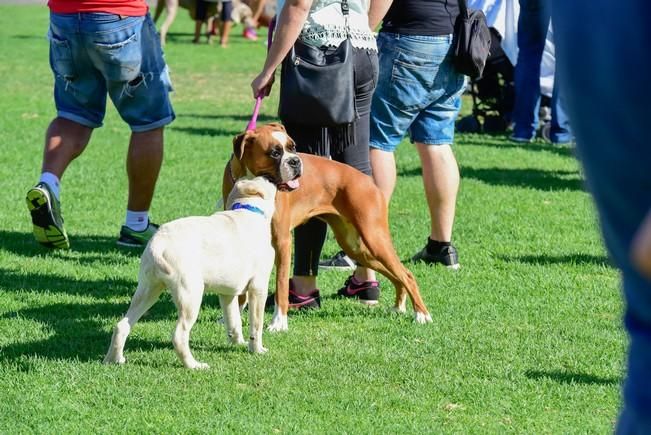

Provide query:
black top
left=380, top=0, right=461, bottom=36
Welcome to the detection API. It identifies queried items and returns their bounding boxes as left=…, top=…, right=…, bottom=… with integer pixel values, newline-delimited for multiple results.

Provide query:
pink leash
left=245, top=17, right=277, bottom=132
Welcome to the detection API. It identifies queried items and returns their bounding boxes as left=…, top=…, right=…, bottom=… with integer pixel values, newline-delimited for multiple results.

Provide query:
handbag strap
left=341, top=0, right=350, bottom=37
left=458, top=0, right=469, bottom=19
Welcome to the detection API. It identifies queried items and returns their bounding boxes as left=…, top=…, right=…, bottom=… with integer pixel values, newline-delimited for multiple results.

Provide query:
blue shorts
left=369, top=33, right=466, bottom=151
left=48, top=12, right=175, bottom=132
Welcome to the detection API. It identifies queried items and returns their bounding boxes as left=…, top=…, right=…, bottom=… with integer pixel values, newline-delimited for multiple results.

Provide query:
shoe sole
left=116, top=239, right=147, bottom=248
left=412, top=260, right=461, bottom=270
left=26, top=187, right=69, bottom=249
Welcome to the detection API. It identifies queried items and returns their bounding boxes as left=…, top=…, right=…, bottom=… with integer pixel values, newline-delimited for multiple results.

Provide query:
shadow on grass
left=398, top=166, right=584, bottom=192
left=1, top=300, right=171, bottom=363
left=502, top=253, right=613, bottom=268
left=459, top=133, right=576, bottom=158
left=0, top=231, right=141, bottom=262
left=1, top=295, right=223, bottom=364
left=0, top=268, right=137, bottom=298
left=10, top=35, right=43, bottom=40
left=169, top=125, right=242, bottom=137
left=525, top=369, right=620, bottom=386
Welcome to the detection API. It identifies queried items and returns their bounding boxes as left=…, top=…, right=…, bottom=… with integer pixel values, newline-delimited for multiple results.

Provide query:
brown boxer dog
left=222, top=123, right=432, bottom=331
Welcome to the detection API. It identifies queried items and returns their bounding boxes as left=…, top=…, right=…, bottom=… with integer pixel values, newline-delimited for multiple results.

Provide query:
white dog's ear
left=241, top=184, right=266, bottom=199
left=233, top=131, right=255, bottom=160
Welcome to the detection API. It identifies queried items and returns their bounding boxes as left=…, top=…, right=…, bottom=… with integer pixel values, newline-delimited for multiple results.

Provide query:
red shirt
left=48, top=0, right=148, bottom=16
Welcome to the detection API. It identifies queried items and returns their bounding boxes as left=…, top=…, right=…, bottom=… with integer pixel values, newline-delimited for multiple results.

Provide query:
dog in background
left=104, top=176, right=277, bottom=369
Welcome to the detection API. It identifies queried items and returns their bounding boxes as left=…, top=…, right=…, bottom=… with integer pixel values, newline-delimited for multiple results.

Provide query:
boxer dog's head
left=233, top=123, right=302, bottom=191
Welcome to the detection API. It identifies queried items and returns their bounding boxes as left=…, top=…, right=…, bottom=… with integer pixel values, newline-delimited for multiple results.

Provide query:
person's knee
left=49, top=117, right=93, bottom=156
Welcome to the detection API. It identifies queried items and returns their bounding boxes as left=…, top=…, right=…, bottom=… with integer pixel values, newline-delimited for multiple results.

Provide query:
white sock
left=125, top=210, right=149, bottom=232
left=39, top=172, right=61, bottom=200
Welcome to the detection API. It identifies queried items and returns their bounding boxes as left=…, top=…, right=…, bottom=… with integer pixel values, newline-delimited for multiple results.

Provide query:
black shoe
left=265, top=279, right=321, bottom=311
left=337, top=275, right=380, bottom=305
left=319, top=250, right=356, bottom=271
left=411, top=244, right=460, bottom=269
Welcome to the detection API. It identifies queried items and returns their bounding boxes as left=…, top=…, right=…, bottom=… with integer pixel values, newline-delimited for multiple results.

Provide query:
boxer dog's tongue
left=278, top=179, right=300, bottom=191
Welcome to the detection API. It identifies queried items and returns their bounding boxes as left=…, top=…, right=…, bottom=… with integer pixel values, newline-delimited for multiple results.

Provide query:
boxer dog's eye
left=270, top=148, right=282, bottom=159
left=288, top=143, right=296, bottom=153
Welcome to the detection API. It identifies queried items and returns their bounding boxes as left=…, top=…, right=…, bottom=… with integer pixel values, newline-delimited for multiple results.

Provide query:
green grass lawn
left=0, top=6, right=625, bottom=433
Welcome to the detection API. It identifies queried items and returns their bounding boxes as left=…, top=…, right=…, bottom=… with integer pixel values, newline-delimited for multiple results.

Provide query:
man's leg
left=26, top=117, right=93, bottom=249
left=126, top=127, right=164, bottom=212
left=42, top=117, right=93, bottom=178
left=415, top=143, right=459, bottom=243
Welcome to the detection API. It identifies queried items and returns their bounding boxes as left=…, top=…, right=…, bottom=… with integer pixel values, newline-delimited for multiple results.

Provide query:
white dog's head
left=225, top=176, right=277, bottom=218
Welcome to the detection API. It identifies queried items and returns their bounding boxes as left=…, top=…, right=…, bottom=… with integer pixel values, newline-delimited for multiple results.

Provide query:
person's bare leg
left=416, top=143, right=459, bottom=242
left=42, top=117, right=93, bottom=178
left=126, top=127, right=164, bottom=212
left=370, top=148, right=397, bottom=202
left=193, top=20, right=202, bottom=43
left=220, top=20, right=233, bottom=47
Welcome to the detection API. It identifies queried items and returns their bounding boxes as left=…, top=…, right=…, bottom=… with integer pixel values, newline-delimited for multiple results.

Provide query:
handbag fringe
left=284, top=122, right=356, bottom=157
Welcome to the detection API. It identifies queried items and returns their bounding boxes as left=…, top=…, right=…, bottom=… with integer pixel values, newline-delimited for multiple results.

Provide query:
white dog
left=104, top=176, right=277, bottom=369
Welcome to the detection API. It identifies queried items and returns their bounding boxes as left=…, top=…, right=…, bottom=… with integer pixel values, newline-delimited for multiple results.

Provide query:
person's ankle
left=353, top=267, right=376, bottom=283
left=291, top=276, right=318, bottom=296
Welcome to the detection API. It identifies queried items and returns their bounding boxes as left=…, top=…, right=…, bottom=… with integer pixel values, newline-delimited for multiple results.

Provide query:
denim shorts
left=48, top=12, right=175, bottom=132
left=369, top=32, right=466, bottom=151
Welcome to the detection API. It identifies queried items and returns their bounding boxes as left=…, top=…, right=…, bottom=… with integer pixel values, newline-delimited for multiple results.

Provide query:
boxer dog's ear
left=233, top=131, right=253, bottom=160
left=267, top=122, right=286, bottom=132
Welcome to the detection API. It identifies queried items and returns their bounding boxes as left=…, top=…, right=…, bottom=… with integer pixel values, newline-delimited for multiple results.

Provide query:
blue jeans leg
left=512, top=0, right=550, bottom=140
left=549, top=76, right=572, bottom=143
left=553, top=1, right=651, bottom=432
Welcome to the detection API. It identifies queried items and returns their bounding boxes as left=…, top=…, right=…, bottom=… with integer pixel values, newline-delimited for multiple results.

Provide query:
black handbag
left=278, top=0, right=356, bottom=127
left=452, top=0, right=491, bottom=79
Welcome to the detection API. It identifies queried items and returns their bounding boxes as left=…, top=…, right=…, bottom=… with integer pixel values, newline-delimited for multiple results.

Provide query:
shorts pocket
left=93, top=31, right=142, bottom=82
left=48, top=29, right=75, bottom=80
left=390, top=51, right=438, bottom=110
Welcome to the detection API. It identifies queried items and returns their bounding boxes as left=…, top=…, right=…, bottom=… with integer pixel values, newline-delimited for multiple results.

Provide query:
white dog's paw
left=267, top=311, right=288, bottom=332
left=414, top=311, right=433, bottom=324
left=230, top=336, right=247, bottom=346
left=249, top=344, right=269, bottom=354
left=103, top=353, right=126, bottom=365
left=187, top=361, right=210, bottom=370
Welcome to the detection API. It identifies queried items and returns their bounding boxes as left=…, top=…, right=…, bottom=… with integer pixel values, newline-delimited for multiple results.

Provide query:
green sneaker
left=25, top=182, right=70, bottom=249
left=116, top=222, right=159, bottom=248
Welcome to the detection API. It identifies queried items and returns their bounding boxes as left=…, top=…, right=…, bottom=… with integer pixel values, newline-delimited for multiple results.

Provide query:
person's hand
left=251, top=70, right=275, bottom=98
left=632, top=210, right=651, bottom=280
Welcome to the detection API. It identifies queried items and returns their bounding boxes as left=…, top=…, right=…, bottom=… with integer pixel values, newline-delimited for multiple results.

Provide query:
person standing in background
left=510, top=0, right=571, bottom=144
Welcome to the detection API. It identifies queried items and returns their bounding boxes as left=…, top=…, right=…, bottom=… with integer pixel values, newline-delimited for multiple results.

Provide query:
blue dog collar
left=231, top=202, right=266, bottom=217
